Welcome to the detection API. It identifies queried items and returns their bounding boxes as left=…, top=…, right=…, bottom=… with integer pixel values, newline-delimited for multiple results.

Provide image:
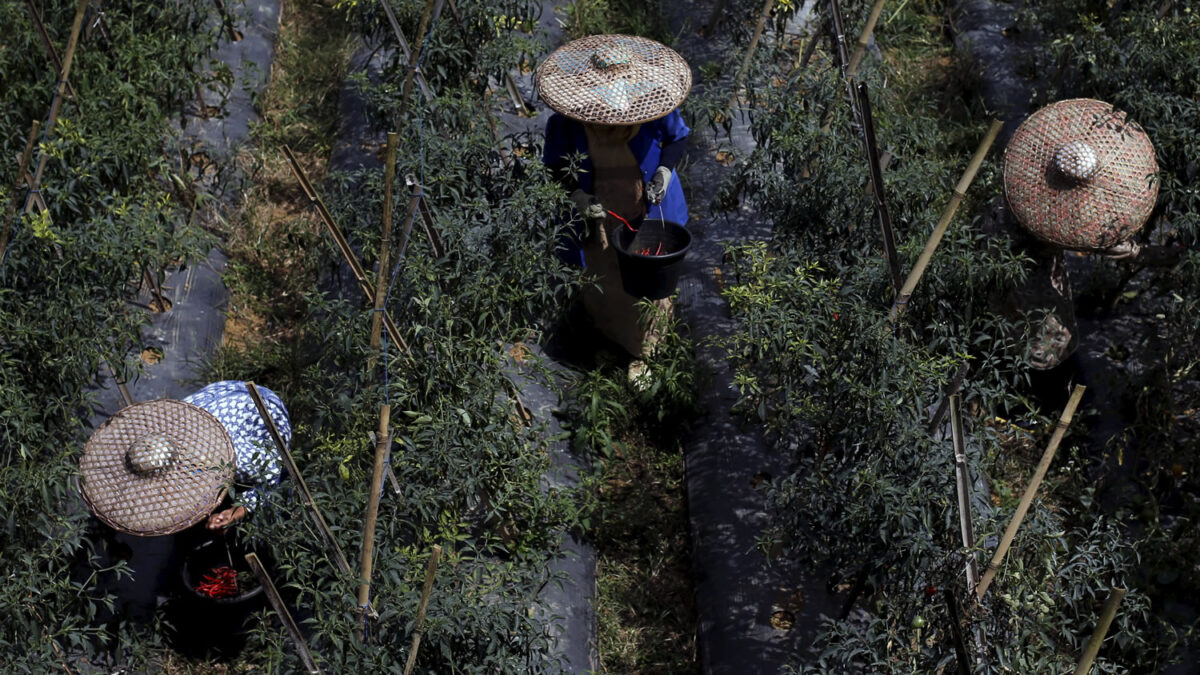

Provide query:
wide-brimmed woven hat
left=1004, top=98, right=1158, bottom=251
left=536, top=34, right=692, bottom=125
left=80, top=400, right=235, bottom=536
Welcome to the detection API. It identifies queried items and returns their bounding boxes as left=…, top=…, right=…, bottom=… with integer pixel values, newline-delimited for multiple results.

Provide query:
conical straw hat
left=80, top=400, right=234, bottom=536
left=1004, top=98, right=1158, bottom=251
left=536, top=34, right=692, bottom=125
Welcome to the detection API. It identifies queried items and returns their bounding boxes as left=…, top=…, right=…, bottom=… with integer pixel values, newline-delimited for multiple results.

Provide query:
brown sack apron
left=581, top=124, right=672, bottom=358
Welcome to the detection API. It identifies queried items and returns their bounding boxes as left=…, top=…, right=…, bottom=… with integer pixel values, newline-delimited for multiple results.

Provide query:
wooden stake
left=927, top=361, right=970, bottom=434
left=407, top=175, right=447, bottom=259
left=282, top=146, right=412, bottom=357
left=975, top=385, right=1086, bottom=600
left=370, top=133, right=400, bottom=353
left=245, top=382, right=354, bottom=579
left=729, top=0, right=776, bottom=112
left=25, top=0, right=76, bottom=98
left=379, top=0, right=435, bottom=102
left=856, top=82, right=902, bottom=294
left=890, top=119, right=1003, bottom=324
left=943, top=588, right=972, bottom=675
left=1073, top=587, right=1126, bottom=675
left=846, top=0, right=888, bottom=76
left=245, top=552, right=323, bottom=675
left=0, top=121, right=41, bottom=260
left=403, top=545, right=443, bottom=675
left=26, top=0, right=90, bottom=209
left=397, top=0, right=443, bottom=124
left=949, top=394, right=980, bottom=591
left=503, top=71, right=531, bottom=116
left=356, top=404, right=392, bottom=640
left=100, top=355, right=135, bottom=408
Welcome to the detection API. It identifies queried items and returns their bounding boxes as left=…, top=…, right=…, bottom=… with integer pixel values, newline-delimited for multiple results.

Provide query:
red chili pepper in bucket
left=196, top=565, right=240, bottom=598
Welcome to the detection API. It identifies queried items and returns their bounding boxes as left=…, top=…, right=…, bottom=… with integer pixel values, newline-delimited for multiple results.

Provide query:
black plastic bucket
left=611, top=219, right=691, bottom=300
left=181, top=538, right=264, bottom=606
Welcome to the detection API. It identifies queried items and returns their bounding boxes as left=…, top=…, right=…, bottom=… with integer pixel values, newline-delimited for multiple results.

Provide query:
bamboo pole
left=949, top=394, right=980, bottom=591
left=245, top=552, right=323, bottom=675
left=890, top=119, right=1003, bottom=324
left=356, top=404, right=392, bottom=640
left=1073, top=587, right=1127, bottom=675
left=281, top=146, right=412, bottom=357
left=100, top=355, right=135, bottom=408
left=846, top=0, right=888, bottom=76
left=975, top=385, right=1086, bottom=600
left=245, top=382, right=354, bottom=578
left=403, top=545, right=443, bottom=675
left=370, top=133, right=400, bottom=353
left=728, top=0, right=776, bottom=112
left=0, top=121, right=41, bottom=260
left=503, top=71, right=532, bottom=117
left=927, top=361, right=970, bottom=434
left=397, top=0, right=443, bottom=123
left=942, top=588, right=972, bottom=674
left=407, top=175, right=447, bottom=258
left=856, top=82, right=902, bottom=294
left=212, top=0, right=240, bottom=42
left=25, top=0, right=76, bottom=98
left=379, top=0, right=435, bottom=102
left=26, top=0, right=90, bottom=207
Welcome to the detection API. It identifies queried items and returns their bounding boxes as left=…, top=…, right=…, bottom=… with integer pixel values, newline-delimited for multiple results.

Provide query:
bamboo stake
left=890, top=119, right=1003, bottom=324
left=281, top=146, right=412, bottom=357
left=927, top=361, right=970, bottom=434
left=370, top=431, right=405, bottom=495
left=245, top=382, right=354, bottom=579
left=397, top=0, right=443, bottom=124
left=856, top=82, right=902, bottom=294
left=403, top=545, right=443, bottom=675
left=379, top=0, right=435, bottom=102
left=212, top=0, right=240, bottom=42
left=370, top=133, right=400, bottom=353
left=949, top=394, right=980, bottom=590
left=26, top=0, right=90, bottom=208
left=975, top=385, right=1086, bottom=600
left=25, top=0, right=76, bottom=98
left=0, top=121, right=41, bottom=260
left=729, top=0, right=776, bottom=112
left=407, top=175, right=447, bottom=258
left=846, top=0, right=888, bottom=76
left=797, top=21, right=825, bottom=71
left=503, top=71, right=532, bottom=117
left=356, top=404, right=392, bottom=640
left=100, top=355, right=135, bottom=408
left=701, top=0, right=728, bottom=36
left=143, top=265, right=168, bottom=313
left=245, top=552, right=323, bottom=675
left=942, top=588, right=972, bottom=675
left=1073, top=587, right=1126, bottom=675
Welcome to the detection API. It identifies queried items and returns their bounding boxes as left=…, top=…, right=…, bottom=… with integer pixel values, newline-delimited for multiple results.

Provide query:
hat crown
left=1054, top=140, right=1099, bottom=182
left=590, top=43, right=634, bottom=70
left=126, top=433, right=177, bottom=475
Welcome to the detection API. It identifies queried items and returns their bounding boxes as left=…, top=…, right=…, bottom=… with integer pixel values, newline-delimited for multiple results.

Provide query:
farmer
left=79, top=381, right=291, bottom=537
left=537, top=34, right=692, bottom=370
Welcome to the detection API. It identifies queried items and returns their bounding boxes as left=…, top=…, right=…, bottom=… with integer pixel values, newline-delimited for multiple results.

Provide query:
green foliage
left=564, top=0, right=671, bottom=43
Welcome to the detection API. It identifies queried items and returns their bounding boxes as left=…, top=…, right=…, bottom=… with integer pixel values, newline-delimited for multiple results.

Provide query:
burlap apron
left=581, top=124, right=671, bottom=358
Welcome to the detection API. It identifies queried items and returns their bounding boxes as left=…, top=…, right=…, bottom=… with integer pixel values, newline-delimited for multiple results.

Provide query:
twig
left=890, top=120, right=1003, bottom=325
left=949, top=394, right=980, bottom=591
left=245, top=382, right=354, bottom=580
left=403, top=545, right=443, bottom=675
left=356, top=404, right=392, bottom=641
left=1073, top=587, right=1127, bottom=675
left=975, top=385, right=1086, bottom=600
left=370, top=132, right=400, bottom=354
left=244, top=552, right=322, bottom=675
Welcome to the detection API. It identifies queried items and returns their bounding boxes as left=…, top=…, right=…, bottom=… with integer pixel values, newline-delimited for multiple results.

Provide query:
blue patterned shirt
left=183, top=381, right=290, bottom=511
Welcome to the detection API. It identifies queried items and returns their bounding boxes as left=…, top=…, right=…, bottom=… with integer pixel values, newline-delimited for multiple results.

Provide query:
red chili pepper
left=607, top=210, right=638, bottom=232
left=924, top=585, right=937, bottom=597
left=196, top=565, right=240, bottom=598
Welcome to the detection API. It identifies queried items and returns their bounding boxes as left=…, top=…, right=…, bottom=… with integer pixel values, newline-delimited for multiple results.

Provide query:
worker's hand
left=570, top=189, right=605, bottom=221
left=206, top=506, right=247, bottom=530
left=1094, top=239, right=1141, bottom=260
left=645, top=166, right=671, bottom=205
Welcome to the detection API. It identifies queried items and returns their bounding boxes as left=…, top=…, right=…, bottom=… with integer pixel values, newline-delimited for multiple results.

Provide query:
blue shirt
left=183, top=381, right=290, bottom=512
left=542, top=111, right=690, bottom=265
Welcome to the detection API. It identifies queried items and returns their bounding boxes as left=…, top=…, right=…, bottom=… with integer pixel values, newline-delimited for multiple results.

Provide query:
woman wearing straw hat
left=79, top=381, right=291, bottom=537
left=537, top=34, right=692, bottom=372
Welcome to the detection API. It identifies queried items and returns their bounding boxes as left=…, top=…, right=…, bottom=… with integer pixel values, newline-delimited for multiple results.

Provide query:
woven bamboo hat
left=79, top=400, right=235, bottom=536
left=536, top=34, right=692, bottom=125
left=1004, top=98, right=1159, bottom=251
